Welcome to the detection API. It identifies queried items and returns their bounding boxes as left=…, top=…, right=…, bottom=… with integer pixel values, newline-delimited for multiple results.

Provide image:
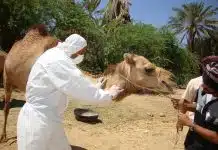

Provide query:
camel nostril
left=161, top=80, right=173, bottom=92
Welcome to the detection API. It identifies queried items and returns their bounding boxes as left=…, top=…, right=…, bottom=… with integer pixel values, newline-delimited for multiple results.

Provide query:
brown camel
left=0, top=24, right=59, bottom=142
left=101, top=53, right=176, bottom=99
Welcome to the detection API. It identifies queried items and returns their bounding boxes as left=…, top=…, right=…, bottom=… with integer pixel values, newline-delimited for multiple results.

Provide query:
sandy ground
left=0, top=86, right=189, bottom=150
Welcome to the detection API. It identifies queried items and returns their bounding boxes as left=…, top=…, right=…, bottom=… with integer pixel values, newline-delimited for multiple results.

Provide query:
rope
left=112, top=73, right=174, bottom=99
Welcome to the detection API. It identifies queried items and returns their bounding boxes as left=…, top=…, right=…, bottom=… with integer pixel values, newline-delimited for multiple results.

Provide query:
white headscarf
left=56, top=34, right=87, bottom=64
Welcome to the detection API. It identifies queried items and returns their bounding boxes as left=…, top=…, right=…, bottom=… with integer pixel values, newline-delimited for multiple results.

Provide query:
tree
left=0, top=0, right=61, bottom=51
left=102, top=0, right=131, bottom=25
left=168, top=1, right=218, bottom=52
left=0, top=0, right=43, bottom=51
left=194, top=29, right=218, bottom=58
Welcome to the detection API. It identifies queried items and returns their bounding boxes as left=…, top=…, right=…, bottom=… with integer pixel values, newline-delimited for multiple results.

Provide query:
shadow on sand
left=0, top=99, right=25, bottom=110
left=71, top=145, right=88, bottom=150
left=1, top=138, right=88, bottom=150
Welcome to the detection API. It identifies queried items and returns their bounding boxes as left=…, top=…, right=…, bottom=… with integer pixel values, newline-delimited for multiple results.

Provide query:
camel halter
left=108, top=69, right=175, bottom=100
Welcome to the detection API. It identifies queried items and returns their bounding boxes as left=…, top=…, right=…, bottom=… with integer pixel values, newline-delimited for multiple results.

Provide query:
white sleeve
left=44, top=59, right=112, bottom=105
left=181, top=79, right=198, bottom=102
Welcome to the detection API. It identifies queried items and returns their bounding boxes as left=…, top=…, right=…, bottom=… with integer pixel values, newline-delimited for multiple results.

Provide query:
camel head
left=103, top=53, right=176, bottom=99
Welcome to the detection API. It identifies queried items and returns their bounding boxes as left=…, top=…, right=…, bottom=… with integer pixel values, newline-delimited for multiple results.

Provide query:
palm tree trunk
left=191, top=34, right=195, bottom=53
left=187, top=30, right=195, bottom=53
left=187, top=32, right=192, bottom=52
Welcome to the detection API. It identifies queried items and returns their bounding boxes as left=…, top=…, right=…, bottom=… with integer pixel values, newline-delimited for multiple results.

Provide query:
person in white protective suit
left=17, top=34, right=124, bottom=150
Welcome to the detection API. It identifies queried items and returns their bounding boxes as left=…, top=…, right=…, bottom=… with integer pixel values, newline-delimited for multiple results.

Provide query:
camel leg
left=0, top=69, right=12, bottom=142
left=0, top=86, right=12, bottom=142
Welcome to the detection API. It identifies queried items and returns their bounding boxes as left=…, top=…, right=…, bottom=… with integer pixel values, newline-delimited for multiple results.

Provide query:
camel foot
left=0, top=133, right=7, bottom=143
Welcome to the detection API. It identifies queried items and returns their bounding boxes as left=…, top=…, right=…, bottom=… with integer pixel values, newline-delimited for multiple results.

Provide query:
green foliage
left=157, top=27, right=199, bottom=84
left=194, top=37, right=218, bottom=58
left=104, top=23, right=160, bottom=63
left=194, top=29, right=218, bottom=58
left=0, top=0, right=44, bottom=50
left=49, top=1, right=106, bottom=73
left=1, top=0, right=41, bottom=28
left=80, top=0, right=101, bottom=15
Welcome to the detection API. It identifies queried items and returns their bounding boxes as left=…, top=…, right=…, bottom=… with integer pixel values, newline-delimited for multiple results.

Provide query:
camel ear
left=123, top=53, right=135, bottom=64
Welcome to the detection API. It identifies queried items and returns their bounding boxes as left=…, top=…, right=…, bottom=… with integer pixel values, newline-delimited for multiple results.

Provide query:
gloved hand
left=95, top=77, right=107, bottom=89
left=106, top=85, right=124, bottom=100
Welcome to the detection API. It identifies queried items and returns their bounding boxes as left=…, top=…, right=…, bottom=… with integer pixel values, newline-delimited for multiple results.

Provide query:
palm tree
left=102, top=0, right=131, bottom=25
left=80, top=0, right=131, bottom=26
left=168, top=1, right=218, bottom=52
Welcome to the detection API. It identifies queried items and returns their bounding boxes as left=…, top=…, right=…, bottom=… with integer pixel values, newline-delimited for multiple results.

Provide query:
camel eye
left=144, top=68, right=154, bottom=73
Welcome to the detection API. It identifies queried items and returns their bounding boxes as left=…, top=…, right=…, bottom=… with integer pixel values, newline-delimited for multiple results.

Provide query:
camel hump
left=26, top=24, right=50, bottom=37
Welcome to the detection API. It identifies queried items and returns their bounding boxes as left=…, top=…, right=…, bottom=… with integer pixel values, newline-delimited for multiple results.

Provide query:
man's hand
left=182, top=100, right=192, bottom=110
left=95, top=77, right=107, bottom=89
left=180, top=99, right=197, bottom=112
left=106, top=85, right=124, bottom=100
left=175, top=99, right=194, bottom=113
left=178, top=112, right=193, bottom=127
left=176, top=112, right=193, bottom=133
left=171, top=98, right=191, bottom=111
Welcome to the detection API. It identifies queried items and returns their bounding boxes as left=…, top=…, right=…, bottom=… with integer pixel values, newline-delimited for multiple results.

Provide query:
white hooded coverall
left=17, top=34, right=113, bottom=150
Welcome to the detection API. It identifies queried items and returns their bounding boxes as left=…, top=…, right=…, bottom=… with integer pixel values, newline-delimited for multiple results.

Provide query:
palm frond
left=180, top=31, right=187, bottom=43
left=200, top=5, right=213, bottom=17
left=197, top=27, right=209, bottom=37
left=204, top=19, right=218, bottom=25
left=202, top=7, right=218, bottom=18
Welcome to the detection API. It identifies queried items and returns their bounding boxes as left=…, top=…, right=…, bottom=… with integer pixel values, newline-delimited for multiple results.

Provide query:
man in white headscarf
left=17, top=34, right=123, bottom=150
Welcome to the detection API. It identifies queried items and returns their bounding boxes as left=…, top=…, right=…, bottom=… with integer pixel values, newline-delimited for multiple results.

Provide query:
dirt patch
left=0, top=88, right=188, bottom=150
